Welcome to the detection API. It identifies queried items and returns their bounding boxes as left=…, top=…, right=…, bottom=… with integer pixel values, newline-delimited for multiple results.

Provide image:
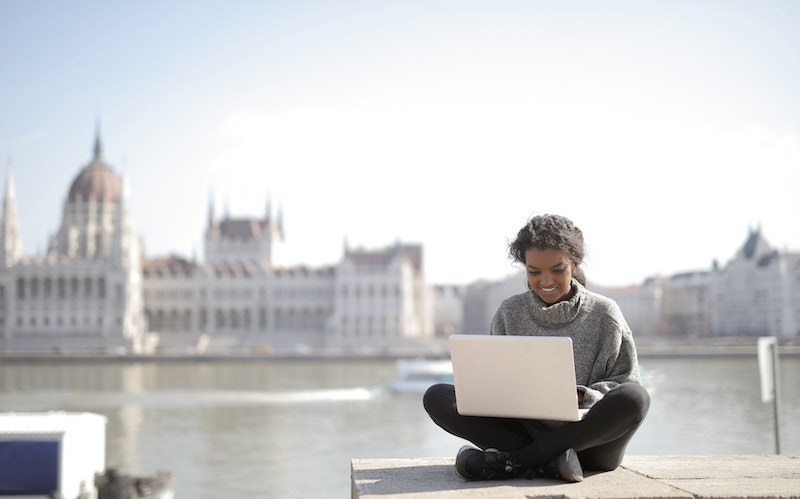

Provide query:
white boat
left=389, top=359, right=453, bottom=394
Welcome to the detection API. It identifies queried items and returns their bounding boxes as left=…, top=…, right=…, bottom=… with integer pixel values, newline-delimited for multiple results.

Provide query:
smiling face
left=524, top=247, right=574, bottom=305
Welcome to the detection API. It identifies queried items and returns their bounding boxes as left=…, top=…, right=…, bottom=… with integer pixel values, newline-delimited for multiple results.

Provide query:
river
left=1, top=356, right=798, bottom=498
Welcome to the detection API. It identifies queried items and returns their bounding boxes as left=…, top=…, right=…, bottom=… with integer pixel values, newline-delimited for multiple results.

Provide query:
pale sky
left=1, top=0, right=799, bottom=287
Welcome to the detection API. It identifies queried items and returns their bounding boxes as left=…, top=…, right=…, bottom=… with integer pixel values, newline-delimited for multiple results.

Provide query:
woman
left=423, top=214, right=650, bottom=482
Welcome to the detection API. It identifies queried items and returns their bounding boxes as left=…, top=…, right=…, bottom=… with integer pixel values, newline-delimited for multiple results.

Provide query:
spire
left=93, top=120, right=103, bottom=161
left=1, top=167, right=23, bottom=268
left=276, top=203, right=284, bottom=238
left=207, top=191, right=217, bottom=229
left=740, top=224, right=772, bottom=260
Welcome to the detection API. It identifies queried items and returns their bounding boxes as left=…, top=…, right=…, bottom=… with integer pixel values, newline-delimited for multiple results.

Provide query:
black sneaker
left=454, top=445, right=517, bottom=480
left=537, top=448, right=583, bottom=482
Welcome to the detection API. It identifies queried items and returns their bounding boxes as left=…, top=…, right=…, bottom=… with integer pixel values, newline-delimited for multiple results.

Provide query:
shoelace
left=482, top=449, right=514, bottom=477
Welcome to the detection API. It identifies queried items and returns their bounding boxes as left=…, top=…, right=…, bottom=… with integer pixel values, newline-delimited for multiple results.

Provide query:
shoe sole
left=556, top=448, right=584, bottom=482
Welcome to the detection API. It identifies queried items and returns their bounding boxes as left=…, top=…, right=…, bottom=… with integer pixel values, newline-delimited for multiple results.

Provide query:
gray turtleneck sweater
left=490, top=279, right=641, bottom=412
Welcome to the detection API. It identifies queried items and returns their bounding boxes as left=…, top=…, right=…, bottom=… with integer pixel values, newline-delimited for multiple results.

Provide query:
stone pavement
left=351, top=455, right=800, bottom=498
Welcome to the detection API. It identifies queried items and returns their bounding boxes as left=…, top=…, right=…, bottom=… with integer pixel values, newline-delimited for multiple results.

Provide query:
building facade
left=710, top=228, right=799, bottom=338
left=431, top=284, right=466, bottom=336
left=144, top=235, right=432, bottom=353
left=6, top=134, right=798, bottom=352
left=0, top=137, right=148, bottom=353
left=0, top=132, right=433, bottom=354
left=455, top=227, right=800, bottom=341
left=660, top=271, right=711, bottom=338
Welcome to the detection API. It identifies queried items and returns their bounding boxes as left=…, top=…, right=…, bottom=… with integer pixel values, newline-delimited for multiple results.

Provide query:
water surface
left=1, top=357, right=797, bottom=498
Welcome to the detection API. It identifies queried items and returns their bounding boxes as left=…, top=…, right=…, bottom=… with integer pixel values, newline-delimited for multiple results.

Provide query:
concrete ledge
left=351, top=455, right=800, bottom=498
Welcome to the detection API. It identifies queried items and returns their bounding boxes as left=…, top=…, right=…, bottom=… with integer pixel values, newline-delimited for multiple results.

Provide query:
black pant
left=423, top=381, right=650, bottom=471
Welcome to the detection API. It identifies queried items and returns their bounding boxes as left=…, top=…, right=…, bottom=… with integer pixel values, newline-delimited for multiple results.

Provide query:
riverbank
left=1, top=336, right=799, bottom=362
left=2, top=343, right=800, bottom=362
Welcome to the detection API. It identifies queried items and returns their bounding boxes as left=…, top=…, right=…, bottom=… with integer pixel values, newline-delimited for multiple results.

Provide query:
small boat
left=389, top=359, right=453, bottom=394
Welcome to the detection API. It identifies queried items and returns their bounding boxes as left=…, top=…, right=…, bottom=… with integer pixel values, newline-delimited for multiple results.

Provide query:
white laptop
left=449, top=334, right=587, bottom=422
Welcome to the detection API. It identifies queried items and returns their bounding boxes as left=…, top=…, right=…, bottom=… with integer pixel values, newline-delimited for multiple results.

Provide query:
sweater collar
left=528, top=279, right=585, bottom=325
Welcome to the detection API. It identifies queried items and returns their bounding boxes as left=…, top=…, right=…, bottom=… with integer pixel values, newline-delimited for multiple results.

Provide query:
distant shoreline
left=635, top=344, right=800, bottom=359
left=1, top=343, right=799, bottom=363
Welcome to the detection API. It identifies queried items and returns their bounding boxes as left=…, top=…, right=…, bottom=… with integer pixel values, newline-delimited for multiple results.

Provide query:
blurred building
left=460, top=272, right=526, bottom=334
left=451, top=227, right=800, bottom=341
left=144, top=234, right=431, bottom=353
left=431, top=284, right=465, bottom=336
left=0, top=136, right=148, bottom=353
left=710, top=227, right=799, bottom=338
left=5, top=133, right=798, bottom=353
left=1, top=133, right=433, bottom=354
left=660, top=271, right=711, bottom=338
left=593, top=278, right=663, bottom=337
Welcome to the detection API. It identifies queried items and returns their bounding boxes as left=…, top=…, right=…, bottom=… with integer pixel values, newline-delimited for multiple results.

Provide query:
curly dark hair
left=508, top=214, right=587, bottom=285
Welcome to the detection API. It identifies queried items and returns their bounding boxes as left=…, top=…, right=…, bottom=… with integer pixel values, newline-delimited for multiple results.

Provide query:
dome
left=67, top=135, right=122, bottom=203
